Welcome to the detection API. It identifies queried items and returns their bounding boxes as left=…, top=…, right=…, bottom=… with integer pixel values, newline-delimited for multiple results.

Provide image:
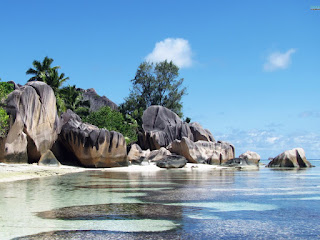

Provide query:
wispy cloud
left=263, top=48, right=296, bottom=72
left=298, top=111, right=320, bottom=118
left=215, top=128, right=320, bottom=159
left=145, top=38, right=193, bottom=68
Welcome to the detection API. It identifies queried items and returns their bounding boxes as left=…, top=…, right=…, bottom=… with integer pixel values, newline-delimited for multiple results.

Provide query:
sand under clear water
left=1, top=160, right=320, bottom=239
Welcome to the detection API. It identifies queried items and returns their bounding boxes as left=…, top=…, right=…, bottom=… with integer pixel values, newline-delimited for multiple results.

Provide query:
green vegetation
left=0, top=81, right=14, bottom=137
left=120, top=60, right=186, bottom=127
left=84, top=106, right=138, bottom=144
left=2, top=57, right=188, bottom=145
left=59, top=85, right=90, bottom=118
left=26, top=56, right=60, bottom=82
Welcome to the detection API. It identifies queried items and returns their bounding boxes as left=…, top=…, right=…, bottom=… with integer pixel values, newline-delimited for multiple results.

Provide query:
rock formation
left=239, top=151, right=260, bottom=165
left=0, top=81, right=59, bottom=163
left=156, top=155, right=188, bottom=168
left=168, top=137, right=235, bottom=164
left=189, top=122, right=215, bottom=142
left=221, top=158, right=258, bottom=168
left=138, top=105, right=193, bottom=150
left=147, top=147, right=172, bottom=162
left=267, top=148, right=312, bottom=168
left=79, top=88, right=118, bottom=112
left=58, top=110, right=128, bottom=168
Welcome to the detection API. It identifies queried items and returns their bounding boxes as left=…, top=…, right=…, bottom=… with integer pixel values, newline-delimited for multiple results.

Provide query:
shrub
left=84, top=106, right=138, bottom=145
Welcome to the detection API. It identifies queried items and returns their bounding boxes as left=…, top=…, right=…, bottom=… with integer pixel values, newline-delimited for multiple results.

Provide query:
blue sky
left=0, top=0, right=319, bottom=158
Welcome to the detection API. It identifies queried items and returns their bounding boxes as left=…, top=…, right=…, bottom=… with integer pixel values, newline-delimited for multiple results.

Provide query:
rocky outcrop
left=221, top=158, right=258, bottom=169
left=0, top=81, right=59, bottom=163
left=147, top=147, right=172, bottom=162
left=156, top=155, right=188, bottom=168
left=127, top=144, right=151, bottom=164
left=189, top=122, right=215, bottom=142
left=79, top=88, right=118, bottom=112
left=59, top=110, right=127, bottom=168
left=138, top=106, right=193, bottom=150
left=239, top=151, right=260, bottom=165
left=168, top=137, right=235, bottom=164
left=267, top=148, right=312, bottom=168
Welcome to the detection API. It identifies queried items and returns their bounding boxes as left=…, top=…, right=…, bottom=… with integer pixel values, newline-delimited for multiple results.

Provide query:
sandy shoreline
left=0, top=163, right=87, bottom=183
left=0, top=162, right=257, bottom=183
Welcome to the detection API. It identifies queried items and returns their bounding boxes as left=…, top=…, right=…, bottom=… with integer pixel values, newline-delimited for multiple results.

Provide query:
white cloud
left=145, top=38, right=193, bottom=68
left=215, top=128, right=320, bottom=159
left=264, top=48, right=296, bottom=71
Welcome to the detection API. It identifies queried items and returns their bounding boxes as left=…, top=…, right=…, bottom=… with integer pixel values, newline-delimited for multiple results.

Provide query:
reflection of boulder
left=138, top=106, right=193, bottom=150
left=267, top=148, right=312, bottom=168
left=59, top=110, right=127, bottom=168
left=38, top=150, right=61, bottom=167
left=222, top=158, right=258, bottom=168
left=156, top=155, right=187, bottom=168
left=189, top=122, right=215, bottom=142
left=1, top=81, right=59, bottom=163
left=168, top=137, right=235, bottom=164
left=239, top=151, right=260, bottom=165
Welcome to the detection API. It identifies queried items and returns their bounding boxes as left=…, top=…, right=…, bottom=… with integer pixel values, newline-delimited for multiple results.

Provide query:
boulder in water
left=267, top=148, right=312, bottom=168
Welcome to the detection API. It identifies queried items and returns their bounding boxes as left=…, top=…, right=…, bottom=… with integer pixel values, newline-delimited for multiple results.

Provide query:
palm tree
left=26, top=56, right=60, bottom=82
left=40, top=68, right=69, bottom=93
left=59, top=85, right=90, bottom=117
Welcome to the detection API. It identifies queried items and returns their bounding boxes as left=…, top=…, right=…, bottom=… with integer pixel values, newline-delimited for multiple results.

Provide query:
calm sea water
left=1, top=160, right=320, bottom=239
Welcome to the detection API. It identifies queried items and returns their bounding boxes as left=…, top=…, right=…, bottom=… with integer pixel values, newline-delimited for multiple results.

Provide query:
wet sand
left=0, top=162, right=257, bottom=183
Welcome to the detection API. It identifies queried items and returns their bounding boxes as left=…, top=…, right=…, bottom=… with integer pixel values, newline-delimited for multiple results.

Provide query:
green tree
left=120, top=60, right=186, bottom=127
left=59, top=85, right=90, bottom=118
left=26, top=56, right=60, bottom=82
left=0, top=81, right=14, bottom=137
left=84, top=106, right=138, bottom=144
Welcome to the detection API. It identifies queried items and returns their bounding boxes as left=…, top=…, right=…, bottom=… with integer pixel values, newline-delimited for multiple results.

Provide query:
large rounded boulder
left=189, top=122, right=215, bottom=142
left=138, top=105, right=193, bottom=150
left=168, top=137, right=235, bottom=164
left=59, top=110, right=128, bottom=168
left=239, top=151, right=260, bottom=165
left=1, top=81, right=59, bottom=163
left=267, top=148, right=312, bottom=168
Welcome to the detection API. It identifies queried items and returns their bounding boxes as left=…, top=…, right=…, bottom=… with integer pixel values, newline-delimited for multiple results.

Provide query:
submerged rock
left=221, top=158, right=258, bottom=168
left=59, top=110, right=128, bottom=168
left=168, top=137, right=235, bottom=164
left=156, top=155, right=188, bottom=168
left=239, top=151, right=260, bottom=165
left=267, top=148, right=312, bottom=168
left=1, top=81, right=59, bottom=163
left=138, top=105, right=193, bottom=150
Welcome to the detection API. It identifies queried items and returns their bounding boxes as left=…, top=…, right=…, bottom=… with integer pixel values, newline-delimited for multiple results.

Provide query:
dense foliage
left=59, top=85, right=90, bottom=118
left=0, top=81, right=14, bottom=137
left=84, top=106, right=138, bottom=144
left=120, top=60, right=186, bottom=127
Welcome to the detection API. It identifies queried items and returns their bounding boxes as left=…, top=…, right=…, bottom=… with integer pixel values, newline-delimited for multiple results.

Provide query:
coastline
left=0, top=163, right=87, bottom=183
left=0, top=162, right=258, bottom=183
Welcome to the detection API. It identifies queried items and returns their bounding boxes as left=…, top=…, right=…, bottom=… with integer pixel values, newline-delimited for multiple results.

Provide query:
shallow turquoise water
left=1, top=160, right=320, bottom=239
